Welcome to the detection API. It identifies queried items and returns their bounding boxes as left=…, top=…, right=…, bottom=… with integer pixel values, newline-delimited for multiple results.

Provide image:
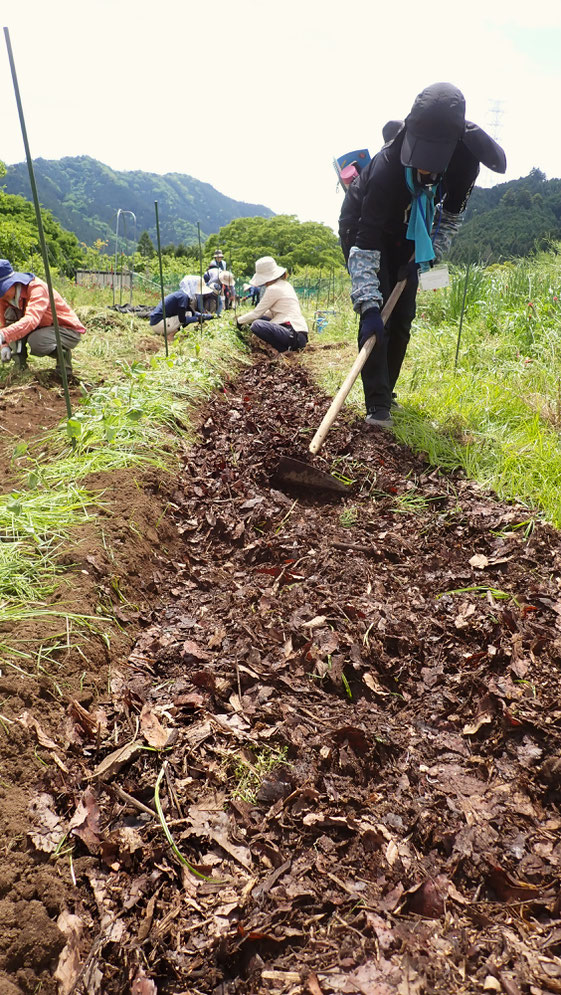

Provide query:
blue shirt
left=150, top=291, right=193, bottom=327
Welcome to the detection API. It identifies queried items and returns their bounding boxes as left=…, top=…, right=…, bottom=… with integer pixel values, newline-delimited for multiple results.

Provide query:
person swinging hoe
left=343, top=82, right=506, bottom=428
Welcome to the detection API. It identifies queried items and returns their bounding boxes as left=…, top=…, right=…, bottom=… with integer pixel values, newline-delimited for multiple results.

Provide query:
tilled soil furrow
left=18, top=355, right=561, bottom=994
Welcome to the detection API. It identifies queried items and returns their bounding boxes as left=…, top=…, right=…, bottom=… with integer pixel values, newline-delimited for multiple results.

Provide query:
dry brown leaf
left=130, top=967, right=158, bottom=994
left=181, top=639, right=211, bottom=661
left=463, top=712, right=494, bottom=735
left=17, top=711, right=69, bottom=771
left=455, top=603, right=477, bottom=629
left=18, top=710, right=59, bottom=749
left=93, top=740, right=143, bottom=780
left=69, top=788, right=102, bottom=854
left=363, top=672, right=390, bottom=695
left=305, top=974, right=325, bottom=995
left=385, top=839, right=399, bottom=866
left=28, top=792, right=65, bottom=853
left=54, top=911, right=84, bottom=995
left=139, top=703, right=172, bottom=749
left=470, top=553, right=489, bottom=569
left=483, top=977, right=502, bottom=991
left=302, top=615, right=327, bottom=629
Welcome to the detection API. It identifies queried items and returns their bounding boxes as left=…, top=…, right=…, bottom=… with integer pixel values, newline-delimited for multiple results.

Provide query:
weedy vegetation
left=307, top=247, right=561, bottom=526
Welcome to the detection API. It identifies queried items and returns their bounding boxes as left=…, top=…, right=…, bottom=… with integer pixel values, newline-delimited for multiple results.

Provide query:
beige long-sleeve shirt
left=237, top=279, right=308, bottom=333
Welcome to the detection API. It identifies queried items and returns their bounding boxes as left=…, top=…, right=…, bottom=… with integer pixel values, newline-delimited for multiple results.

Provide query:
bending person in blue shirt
left=149, top=291, right=214, bottom=337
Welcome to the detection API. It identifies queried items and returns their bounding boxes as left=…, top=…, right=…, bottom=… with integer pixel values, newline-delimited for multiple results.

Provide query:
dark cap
left=382, top=119, right=404, bottom=143
left=0, top=259, right=34, bottom=298
left=401, top=82, right=466, bottom=173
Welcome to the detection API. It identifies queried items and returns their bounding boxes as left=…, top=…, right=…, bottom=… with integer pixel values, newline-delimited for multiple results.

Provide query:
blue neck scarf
left=405, top=167, right=437, bottom=265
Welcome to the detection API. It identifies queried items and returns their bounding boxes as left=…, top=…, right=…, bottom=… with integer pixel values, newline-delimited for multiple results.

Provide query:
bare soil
left=2, top=352, right=561, bottom=995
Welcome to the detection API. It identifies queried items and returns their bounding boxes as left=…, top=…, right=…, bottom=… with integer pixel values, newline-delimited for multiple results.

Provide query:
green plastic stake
left=154, top=201, right=168, bottom=357
left=197, top=222, right=204, bottom=330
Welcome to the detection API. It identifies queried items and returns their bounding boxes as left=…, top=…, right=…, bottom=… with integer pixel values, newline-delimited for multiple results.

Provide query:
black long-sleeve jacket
left=342, top=130, right=481, bottom=314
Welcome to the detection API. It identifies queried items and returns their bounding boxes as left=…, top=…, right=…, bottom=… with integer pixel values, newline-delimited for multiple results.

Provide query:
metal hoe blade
left=275, top=456, right=350, bottom=496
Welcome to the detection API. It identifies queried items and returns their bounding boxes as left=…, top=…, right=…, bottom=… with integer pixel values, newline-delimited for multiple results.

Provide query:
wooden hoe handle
left=308, top=272, right=410, bottom=455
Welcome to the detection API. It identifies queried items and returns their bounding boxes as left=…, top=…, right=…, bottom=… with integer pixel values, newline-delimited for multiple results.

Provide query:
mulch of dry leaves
left=7, top=350, right=561, bottom=995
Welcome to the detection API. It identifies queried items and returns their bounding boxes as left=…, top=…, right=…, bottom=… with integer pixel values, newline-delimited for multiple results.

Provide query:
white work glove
left=0, top=331, right=11, bottom=361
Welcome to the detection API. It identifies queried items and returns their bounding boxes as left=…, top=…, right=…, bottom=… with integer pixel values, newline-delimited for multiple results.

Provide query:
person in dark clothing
left=149, top=290, right=214, bottom=337
left=241, top=284, right=261, bottom=306
left=343, top=82, right=506, bottom=428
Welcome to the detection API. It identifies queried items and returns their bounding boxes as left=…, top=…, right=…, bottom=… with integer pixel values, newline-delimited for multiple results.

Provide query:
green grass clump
left=231, top=746, right=290, bottom=803
left=0, top=487, right=98, bottom=603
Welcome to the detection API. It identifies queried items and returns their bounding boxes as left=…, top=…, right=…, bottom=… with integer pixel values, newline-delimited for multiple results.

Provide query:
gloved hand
left=1, top=343, right=12, bottom=363
left=397, top=260, right=420, bottom=282
left=358, top=307, right=385, bottom=350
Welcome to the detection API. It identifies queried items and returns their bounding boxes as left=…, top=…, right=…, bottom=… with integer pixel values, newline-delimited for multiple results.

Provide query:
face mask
left=416, top=170, right=439, bottom=186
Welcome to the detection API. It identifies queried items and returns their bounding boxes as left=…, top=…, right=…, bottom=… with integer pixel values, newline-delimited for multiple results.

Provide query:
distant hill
left=450, top=169, right=561, bottom=263
left=3, top=156, right=274, bottom=249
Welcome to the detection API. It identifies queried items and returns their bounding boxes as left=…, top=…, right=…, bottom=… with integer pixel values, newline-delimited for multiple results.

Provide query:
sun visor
left=463, top=122, right=506, bottom=173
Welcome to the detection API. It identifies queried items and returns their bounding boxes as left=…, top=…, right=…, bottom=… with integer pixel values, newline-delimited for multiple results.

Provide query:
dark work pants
left=251, top=320, right=307, bottom=353
left=360, top=243, right=418, bottom=412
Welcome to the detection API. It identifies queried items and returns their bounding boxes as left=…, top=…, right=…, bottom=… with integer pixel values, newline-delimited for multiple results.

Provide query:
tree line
left=450, top=169, right=561, bottom=263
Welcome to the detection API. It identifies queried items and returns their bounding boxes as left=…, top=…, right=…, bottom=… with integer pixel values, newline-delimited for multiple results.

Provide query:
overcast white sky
left=2, top=0, right=560, bottom=235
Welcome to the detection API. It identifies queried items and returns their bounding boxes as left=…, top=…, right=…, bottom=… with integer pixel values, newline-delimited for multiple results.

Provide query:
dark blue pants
left=251, top=320, right=307, bottom=353
left=360, top=244, right=418, bottom=412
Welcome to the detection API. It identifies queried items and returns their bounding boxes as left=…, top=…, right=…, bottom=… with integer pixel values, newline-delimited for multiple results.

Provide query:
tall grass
left=308, top=245, right=561, bottom=526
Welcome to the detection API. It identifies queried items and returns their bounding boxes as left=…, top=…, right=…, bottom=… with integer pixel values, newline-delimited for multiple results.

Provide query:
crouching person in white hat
left=236, top=256, right=308, bottom=353
left=179, top=274, right=219, bottom=314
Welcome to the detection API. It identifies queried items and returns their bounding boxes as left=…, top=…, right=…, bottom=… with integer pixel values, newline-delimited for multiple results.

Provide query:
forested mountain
left=450, top=169, right=561, bottom=263
left=0, top=189, right=83, bottom=276
left=3, top=156, right=274, bottom=250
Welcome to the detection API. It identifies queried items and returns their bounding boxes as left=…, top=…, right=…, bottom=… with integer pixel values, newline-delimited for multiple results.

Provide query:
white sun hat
left=219, top=270, right=235, bottom=287
left=249, top=256, right=286, bottom=287
left=180, top=275, right=216, bottom=296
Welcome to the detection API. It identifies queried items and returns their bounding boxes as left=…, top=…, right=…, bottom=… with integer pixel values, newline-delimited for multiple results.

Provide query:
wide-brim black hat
left=401, top=82, right=466, bottom=173
left=463, top=121, right=507, bottom=173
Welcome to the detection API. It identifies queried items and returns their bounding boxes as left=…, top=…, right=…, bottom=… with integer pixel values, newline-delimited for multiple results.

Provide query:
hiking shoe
left=365, top=407, right=393, bottom=429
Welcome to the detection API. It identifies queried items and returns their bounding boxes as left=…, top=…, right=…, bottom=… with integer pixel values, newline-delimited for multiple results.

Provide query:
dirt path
left=3, top=353, right=561, bottom=995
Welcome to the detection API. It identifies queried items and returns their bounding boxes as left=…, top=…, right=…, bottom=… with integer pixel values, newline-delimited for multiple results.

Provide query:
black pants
left=251, top=320, right=307, bottom=353
left=360, top=242, right=418, bottom=412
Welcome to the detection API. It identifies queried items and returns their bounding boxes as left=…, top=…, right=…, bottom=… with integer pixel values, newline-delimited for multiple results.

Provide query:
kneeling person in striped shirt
left=0, top=259, right=86, bottom=375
